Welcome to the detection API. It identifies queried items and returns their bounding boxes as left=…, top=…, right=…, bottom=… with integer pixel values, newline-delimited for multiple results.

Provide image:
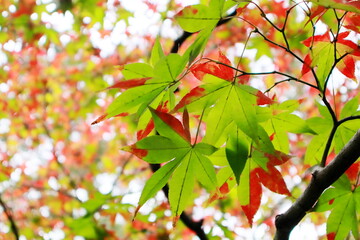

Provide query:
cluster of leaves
left=0, top=0, right=359, bottom=239
left=0, top=0, right=178, bottom=239
left=93, top=0, right=360, bottom=239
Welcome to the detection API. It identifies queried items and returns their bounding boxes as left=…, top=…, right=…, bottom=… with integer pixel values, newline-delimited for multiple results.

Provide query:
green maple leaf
left=309, top=0, right=360, bottom=14
left=174, top=0, right=238, bottom=33
left=314, top=175, right=360, bottom=240
left=173, top=51, right=274, bottom=147
left=91, top=53, right=187, bottom=124
left=305, top=102, right=333, bottom=165
left=262, top=99, right=316, bottom=154
left=123, top=108, right=218, bottom=226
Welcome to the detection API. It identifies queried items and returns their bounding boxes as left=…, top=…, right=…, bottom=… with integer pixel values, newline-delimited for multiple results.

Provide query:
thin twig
left=320, top=115, right=360, bottom=167
left=0, top=194, right=19, bottom=240
left=264, top=78, right=317, bottom=93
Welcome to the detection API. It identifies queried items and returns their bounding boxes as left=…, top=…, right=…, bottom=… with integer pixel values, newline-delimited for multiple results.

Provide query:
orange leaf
left=327, top=232, right=336, bottom=240
left=301, top=54, right=312, bottom=76
left=137, top=120, right=154, bottom=140
left=305, top=6, right=327, bottom=26
left=241, top=171, right=262, bottom=226
left=258, top=166, right=291, bottom=196
left=91, top=113, right=108, bottom=125
left=345, top=161, right=359, bottom=181
left=190, top=51, right=234, bottom=81
left=182, top=108, right=191, bottom=142
left=338, top=56, right=355, bottom=79
left=219, top=182, right=230, bottom=195
left=123, top=144, right=148, bottom=159
left=344, top=13, right=360, bottom=33
left=106, top=77, right=152, bottom=89
left=173, top=86, right=205, bottom=112
left=152, top=109, right=191, bottom=142
left=256, top=91, right=273, bottom=105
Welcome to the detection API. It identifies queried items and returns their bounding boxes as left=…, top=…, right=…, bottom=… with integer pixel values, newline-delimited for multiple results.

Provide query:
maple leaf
left=175, top=4, right=219, bottom=33
left=344, top=13, right=360, bottom=33
left=174, top=51, right=273, bottom=146
left=308, top=0, right=360, bottom=14
left=207, top=123, right=291, bottom=226
left=313, top=175, right=359, bottom=240
left=263, top=99, right=316, bottom=153
left=105, top=77, right=152, bottom=90
left=237, top=148, right=291, bottom=226
left=174, top=0, right=234, bottom=33
left=136, top=101, right=169, bottom=141
left=302, top=31, right=359, bottom=88
left=305, top=5, right=328, bottom=26
left=123, top=108, right=218, bottom=226
left=92, top=54, right=186, bottom=124
left=190, top=51, right=234, bottom=81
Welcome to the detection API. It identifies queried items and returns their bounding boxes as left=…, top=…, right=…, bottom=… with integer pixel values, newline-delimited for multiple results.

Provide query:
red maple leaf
left=190, top=51, right=235, bottom=81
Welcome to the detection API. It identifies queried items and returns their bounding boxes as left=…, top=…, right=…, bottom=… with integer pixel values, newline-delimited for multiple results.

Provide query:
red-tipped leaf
left=106, top=77, right=152, bottom=89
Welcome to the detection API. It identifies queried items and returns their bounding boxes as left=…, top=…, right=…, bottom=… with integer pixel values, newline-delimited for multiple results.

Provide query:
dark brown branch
left=320, top=115, right=360, bottom=167
left=0, top=194, right=19, bottom=240
left=274, top=130, right=360, bottom=240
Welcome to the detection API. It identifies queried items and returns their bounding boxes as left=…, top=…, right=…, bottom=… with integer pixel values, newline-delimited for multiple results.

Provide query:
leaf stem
left=193, top=106, right=206, bottom=146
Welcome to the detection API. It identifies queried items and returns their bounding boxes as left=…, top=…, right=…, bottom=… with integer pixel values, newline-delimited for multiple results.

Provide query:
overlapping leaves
left=305, top=99, right=360, bottom=165
left=174, top=51, right=273, bottom=145
left=92, top=51, right=186, bottom=124
left=175, top=0, right=239, bottom=32
left=302, top=31, right=359, bottom=89
left=309, top=0, right=360, bottom=14
left=123, top=108, right=217, bottom=226
left=237, top=148, right=292, bottom=225
left=91, top=1, right=360, bottom=237
left=170, top=51, right=292, bottom=225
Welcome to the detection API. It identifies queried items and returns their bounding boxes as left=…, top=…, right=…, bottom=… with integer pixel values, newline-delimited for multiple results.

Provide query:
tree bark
left=274, top=130, right=360, bottom=239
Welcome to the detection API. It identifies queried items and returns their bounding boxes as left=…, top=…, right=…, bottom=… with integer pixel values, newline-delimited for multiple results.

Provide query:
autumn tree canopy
left=0, top=0, right=359, bottom=239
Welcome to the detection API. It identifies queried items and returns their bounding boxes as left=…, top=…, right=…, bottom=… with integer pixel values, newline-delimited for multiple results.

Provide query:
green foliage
left=314, top=176, right=360, bottom=239
left=124, top=108, right=217, bottom=225
left=309, top=0, right=360, bottom=13
left=1, top=0, right=359, bottom=239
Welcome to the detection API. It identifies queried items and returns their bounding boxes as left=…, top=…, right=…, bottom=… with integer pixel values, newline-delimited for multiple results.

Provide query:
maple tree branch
left=338, top=115, right=360, bottom=124
left=274, top=129, right=360, bottom=240
left=264, top=78, right=317, bottom=93
left=252, top=27, right=304, bottom=64
left=0, top=194, right=19, bottom=240
left=321, top=94, right=338, bottom=126
left=203, top=59, right=318, bottom=91
left=320, top=125, right=338, bottom=167
left=319, top=105, right=360, bottom=167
